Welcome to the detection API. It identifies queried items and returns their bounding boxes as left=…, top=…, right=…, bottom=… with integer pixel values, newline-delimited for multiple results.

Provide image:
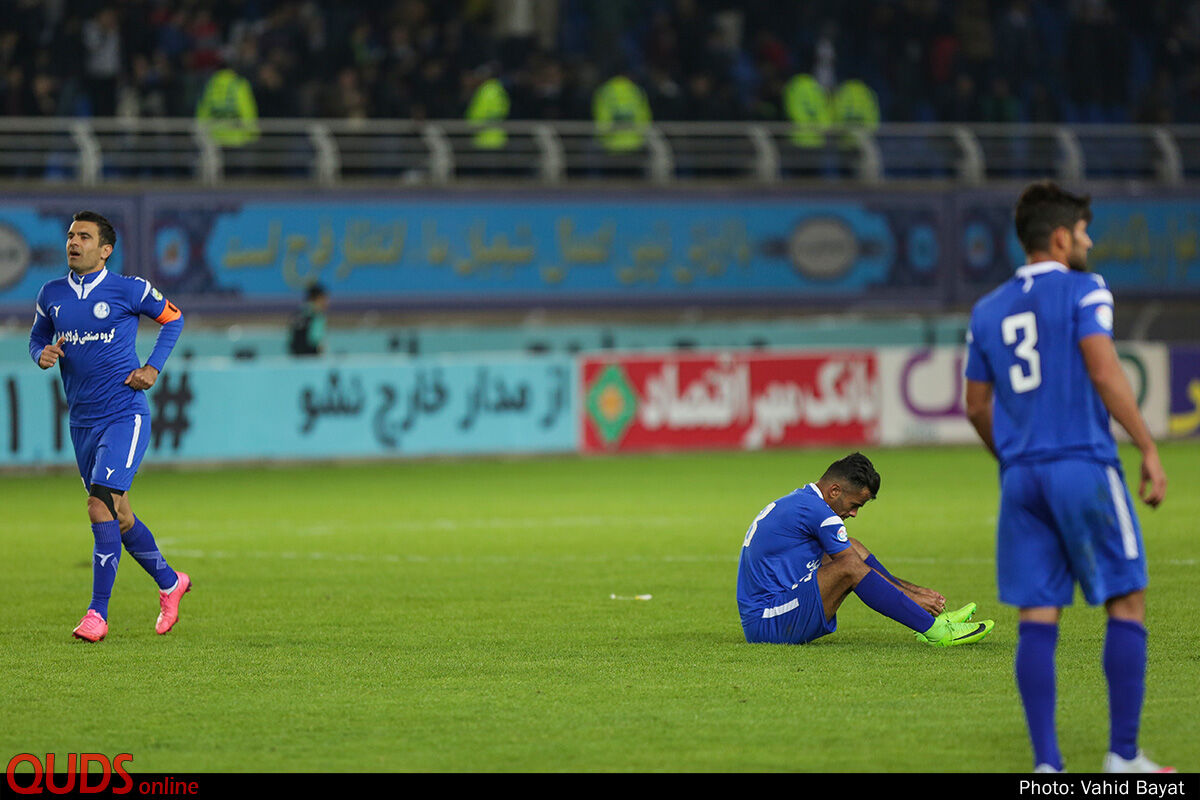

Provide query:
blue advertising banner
left=0, top=197, right=139, bottom=310
left=0, top=355, right=577, bottom=465
left=954, top=191, right=1200, bottom=302
left=0, top=189, right=1196, bottom=315
left=141, top=191, right=949, bottom=308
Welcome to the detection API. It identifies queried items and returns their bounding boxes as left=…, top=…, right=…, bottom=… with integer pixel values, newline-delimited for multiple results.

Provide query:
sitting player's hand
left=909, top=587, right=946, bottom=616
left=38, top=337, right=66, bottom=369
left=124, top=365, right=159, bottom=391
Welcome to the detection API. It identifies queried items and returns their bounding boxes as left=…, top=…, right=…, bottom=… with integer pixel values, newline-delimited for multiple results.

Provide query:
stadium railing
left=0, top=117, right=1195, bottom=186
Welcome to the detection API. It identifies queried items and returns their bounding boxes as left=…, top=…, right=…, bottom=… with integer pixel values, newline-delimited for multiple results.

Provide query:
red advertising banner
left=581, top=351, right=879, bottom=452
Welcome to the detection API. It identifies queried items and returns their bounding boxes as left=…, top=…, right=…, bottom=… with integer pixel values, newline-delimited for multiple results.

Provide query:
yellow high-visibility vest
left=195, top=69, right=259, bottom=147
left=831, top=79, right=880, bottom=149
left=593, top=76, right=651, bottom=152
left=466, top=78, right=510, bottom=149
left=783, top=74, right=831, bottom=148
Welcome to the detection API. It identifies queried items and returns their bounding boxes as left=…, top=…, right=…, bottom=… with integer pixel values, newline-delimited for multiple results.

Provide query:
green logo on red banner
left=585, top=364, right=638, bottom=445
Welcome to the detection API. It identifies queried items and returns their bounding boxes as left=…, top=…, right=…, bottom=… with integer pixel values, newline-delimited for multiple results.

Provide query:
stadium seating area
left=1, top=0, right=1198, bottom=124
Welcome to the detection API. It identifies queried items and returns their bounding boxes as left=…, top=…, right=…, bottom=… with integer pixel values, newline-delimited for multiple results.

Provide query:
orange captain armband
left=155, top=299, right=182, bottom=324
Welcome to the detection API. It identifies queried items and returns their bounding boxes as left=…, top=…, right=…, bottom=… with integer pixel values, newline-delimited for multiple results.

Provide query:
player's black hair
left=822, top=452, right=881, bottom=499
left=305, top=283, right=327, bottom=302
left=1013, top=180, right=1092, bottom=255
left=72, top=210, right=117, bottom=250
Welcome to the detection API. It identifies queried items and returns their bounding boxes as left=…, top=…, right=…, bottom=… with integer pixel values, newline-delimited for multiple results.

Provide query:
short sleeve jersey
left=30, top=269, right=175, bottom=427
left=736, top=483, right=851, bottom=626
left=964, top=261, right=1118, bottom=468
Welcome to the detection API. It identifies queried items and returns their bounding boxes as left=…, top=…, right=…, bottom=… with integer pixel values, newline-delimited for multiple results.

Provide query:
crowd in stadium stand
left=1, top=0, right=1198, bottom=125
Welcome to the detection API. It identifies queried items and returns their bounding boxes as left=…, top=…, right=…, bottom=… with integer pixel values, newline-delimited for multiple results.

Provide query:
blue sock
left=864, top=553, right=899, bottom=584
left=121, top=516, right=178, bottom=591
left=1104, top=618, right=1147, bottom=760
left=1016, top=621, right=1062, bottom=771
left=852, top=570, right=936, bottom=632
left=89, top=520, right=122, bottom=619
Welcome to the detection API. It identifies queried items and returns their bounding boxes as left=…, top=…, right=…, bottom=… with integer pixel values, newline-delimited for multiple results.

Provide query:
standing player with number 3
left=964, top=182, right=1173, bottom=773
left=29, top=211, right=191, bottom=643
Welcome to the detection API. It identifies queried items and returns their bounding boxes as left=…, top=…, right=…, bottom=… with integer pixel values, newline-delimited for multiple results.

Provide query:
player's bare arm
left=125, top=364, right=160, bottom=391
left=964, top=379, right=997, bottom=458
left=37, top=336, right=67, bottom=369
left=1079, top=333, right=1167, bottom=507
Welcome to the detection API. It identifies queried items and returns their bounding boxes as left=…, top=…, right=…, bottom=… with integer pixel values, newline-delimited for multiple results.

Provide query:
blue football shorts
left=70, top=413, right=151, bottom=493
left=997, top=458, right=1148, bottom=608
left=741, top=569, right=838, bottom=645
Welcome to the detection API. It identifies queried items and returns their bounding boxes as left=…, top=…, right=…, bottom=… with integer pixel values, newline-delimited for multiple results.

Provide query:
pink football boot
left=72, top=609, right=108, bottom=642
left=155, top=572, right=192, bottom=635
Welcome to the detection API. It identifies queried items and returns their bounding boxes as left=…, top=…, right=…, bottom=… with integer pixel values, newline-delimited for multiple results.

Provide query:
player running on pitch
left=29, top=210, right=191, bottom=643
left=737, top=452, right=994, bottom=648
left=964, top=181, right=1174, bottom=773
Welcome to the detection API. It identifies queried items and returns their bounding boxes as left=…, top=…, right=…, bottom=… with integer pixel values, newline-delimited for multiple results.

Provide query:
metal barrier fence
left=1, top=118, right=1197, bottom=186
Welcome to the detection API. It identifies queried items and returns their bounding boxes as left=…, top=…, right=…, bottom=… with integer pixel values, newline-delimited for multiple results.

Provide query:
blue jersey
left=29, top=268, right=183, bottom=427
left=736, top=483, right=851, bottom=627
left=964, top=261, right=1118, bottom=468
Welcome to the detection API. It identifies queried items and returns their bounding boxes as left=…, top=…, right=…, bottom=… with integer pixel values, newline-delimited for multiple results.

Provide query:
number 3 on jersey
left=1002, top=311, right=1041, bottom=393
left=743, top=502, right=777, bottom=547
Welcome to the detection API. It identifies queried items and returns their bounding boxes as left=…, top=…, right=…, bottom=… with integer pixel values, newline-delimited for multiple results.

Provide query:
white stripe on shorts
left=1106, top=465, right=1139, bottom=560
left=761, top=598, right=800, bottom=619
left=126, top=414, right=142, bottom=468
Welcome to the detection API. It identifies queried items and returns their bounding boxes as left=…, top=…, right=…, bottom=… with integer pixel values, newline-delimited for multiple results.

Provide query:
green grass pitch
left=1, top=442, right=1196, bottom=773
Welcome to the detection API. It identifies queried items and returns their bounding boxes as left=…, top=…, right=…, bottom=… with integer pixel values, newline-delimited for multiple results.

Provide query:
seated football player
left=736, top=452, right=994, bottom=647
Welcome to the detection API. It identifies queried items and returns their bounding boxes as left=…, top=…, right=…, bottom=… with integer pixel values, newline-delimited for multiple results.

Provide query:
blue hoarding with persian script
left=142, top=190, right=948, bottom=308
left=0, top=198, right=138, bottom=309
left=1, top=189, right=1198, bottom=316
left=0, top=355, right=577, bottom=466
left=953, top=191, right=1200, bottom=301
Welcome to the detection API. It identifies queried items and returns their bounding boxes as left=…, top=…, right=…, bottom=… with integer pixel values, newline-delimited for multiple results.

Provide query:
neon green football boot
left=941, top=602, right=977, bottom=624
left=915, top=610, right=994, bottom=647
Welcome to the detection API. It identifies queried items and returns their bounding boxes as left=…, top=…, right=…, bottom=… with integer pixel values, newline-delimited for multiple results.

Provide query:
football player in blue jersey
left=30, top=211, right=191, bottom=644
left=737, top=452, right=994, bottom=649
left=964, top=181, right=1174, bottom=773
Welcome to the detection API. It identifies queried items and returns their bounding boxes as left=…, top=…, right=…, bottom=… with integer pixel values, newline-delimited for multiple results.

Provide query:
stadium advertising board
left=1169, top=346, right=1200, bottom=438
left=141, top=191, right=947, bottom=308
left=0, top=355, right=576, bottom=465
left=0, top=198, right=139, bottom=309
left=953, top=192, right=1200, bottom=302
left=877, top=344, right=1171, bottom=445
left=580, top=351, right=879, bottom=453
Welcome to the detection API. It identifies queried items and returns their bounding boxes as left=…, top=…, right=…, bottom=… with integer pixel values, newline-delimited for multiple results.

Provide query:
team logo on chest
left=92, top=301, right=110, bottom=319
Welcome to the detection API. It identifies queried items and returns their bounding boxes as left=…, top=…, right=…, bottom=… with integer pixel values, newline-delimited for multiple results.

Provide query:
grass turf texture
left=1, top=442, right=1196, bottom=773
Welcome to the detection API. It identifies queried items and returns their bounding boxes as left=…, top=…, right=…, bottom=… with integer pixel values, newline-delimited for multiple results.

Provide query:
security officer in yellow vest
left=195, top=66, right=259, bottom=147
left=783, top=73, right=831, bottom=148
left=592, top=70, right=652, bottom=153
left=831, top=76, right=880, bottom=149
left=464, top=64, right=510, bottom=150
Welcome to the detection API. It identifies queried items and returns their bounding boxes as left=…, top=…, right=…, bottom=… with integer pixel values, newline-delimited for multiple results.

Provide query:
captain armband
left=155, top=300, right=182, bottom=325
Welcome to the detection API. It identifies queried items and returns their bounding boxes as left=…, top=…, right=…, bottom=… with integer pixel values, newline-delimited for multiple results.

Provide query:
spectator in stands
left=82, top=7, right=121, bottom=116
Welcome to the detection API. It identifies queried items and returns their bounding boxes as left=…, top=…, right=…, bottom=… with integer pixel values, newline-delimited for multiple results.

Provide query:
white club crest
left=93, top=301, right=110, bottom=319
